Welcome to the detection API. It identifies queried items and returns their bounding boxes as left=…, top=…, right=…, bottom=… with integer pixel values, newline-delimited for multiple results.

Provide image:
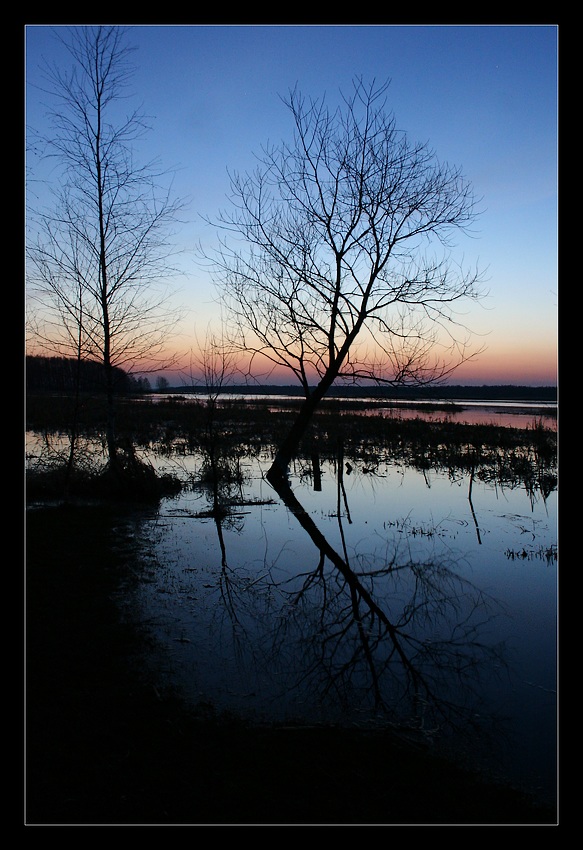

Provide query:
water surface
left=123, top=445, right=557, bottom=805
left=26, top=400, right=557, bottom=808
left=148, top=392, right=557, bottom=430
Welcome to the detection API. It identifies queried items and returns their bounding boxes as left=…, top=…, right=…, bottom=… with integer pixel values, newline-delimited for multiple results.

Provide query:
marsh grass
left=26, top=392, right=557, bottom=503
left=26, top=429, right=183, bottom=502
left=505, top=544, right=558, bottom=563
left=25, top=393, right=558, bottom=824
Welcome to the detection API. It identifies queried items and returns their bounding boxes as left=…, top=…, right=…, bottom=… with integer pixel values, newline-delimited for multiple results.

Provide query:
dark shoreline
left=154, top=384, right=558, bottom=404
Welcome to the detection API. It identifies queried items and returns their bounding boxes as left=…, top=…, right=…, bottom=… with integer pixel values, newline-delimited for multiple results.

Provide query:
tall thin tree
left=27, top=26, right=185, bottom=473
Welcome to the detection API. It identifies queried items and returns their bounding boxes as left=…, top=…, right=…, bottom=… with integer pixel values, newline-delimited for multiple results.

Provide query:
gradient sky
left=25, top=24, right=558, bottom=386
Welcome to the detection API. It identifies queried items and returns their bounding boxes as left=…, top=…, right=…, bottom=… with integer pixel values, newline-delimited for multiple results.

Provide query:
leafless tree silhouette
left=207, top=77, right=485, bottom=479
left=27, top=26, right=186, bottom=473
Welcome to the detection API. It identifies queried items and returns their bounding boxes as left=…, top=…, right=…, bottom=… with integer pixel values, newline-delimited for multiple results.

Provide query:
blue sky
left=25, top=24, right=558, bottom=385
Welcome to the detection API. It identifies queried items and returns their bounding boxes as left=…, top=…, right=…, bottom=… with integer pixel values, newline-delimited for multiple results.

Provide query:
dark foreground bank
left=25, top=503, right=557, bottom=826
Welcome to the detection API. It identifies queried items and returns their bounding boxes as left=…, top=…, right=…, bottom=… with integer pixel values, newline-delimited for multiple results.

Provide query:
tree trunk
left=311, top=453, right=322, bottom=491
left=267, top=393, right=319, bottom=483
left=105, top=360, right=119, bottom=472
left=267, top=469, right=420, bottom=683
left=267, top=374, right=336, bottom=483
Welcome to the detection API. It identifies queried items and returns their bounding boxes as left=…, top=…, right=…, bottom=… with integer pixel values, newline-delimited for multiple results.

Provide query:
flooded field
left=148, top=392, right=558, bottom=431
left=119, top=447, right=556, bottom=804
left=26, top=396, right=558, bottom=808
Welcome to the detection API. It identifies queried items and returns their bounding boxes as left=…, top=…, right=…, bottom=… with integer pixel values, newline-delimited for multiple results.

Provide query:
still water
left=148, top=392, right=557, bottom=431
left=26, top=398, right=557, bottom=809
left=121, top=442, right=557, bottom=807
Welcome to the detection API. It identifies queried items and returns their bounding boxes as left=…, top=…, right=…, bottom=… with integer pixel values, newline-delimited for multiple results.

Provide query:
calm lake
left=26, top=394, right=558, bottom=808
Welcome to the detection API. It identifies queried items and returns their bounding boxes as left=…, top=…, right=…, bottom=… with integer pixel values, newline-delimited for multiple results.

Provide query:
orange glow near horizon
left=451, top=346, right=557, bottom=387
left=27, top=337, right=558, bottom=388
left=150, top=344, right=557, bottom=388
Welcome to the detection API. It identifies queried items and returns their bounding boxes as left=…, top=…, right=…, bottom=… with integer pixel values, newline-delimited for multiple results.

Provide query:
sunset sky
left=25, top=24, right=558, bottom=387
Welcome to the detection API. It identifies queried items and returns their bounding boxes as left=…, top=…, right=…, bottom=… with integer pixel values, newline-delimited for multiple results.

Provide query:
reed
left=26, top=392, right=557, bottom=502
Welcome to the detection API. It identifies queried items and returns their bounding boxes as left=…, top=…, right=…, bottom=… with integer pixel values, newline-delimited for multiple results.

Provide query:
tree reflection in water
left=261, top=465, right=506, bottom=744
left=190, top=435, right=508, bottom=751
left=25, top=412, right=556, bottom=796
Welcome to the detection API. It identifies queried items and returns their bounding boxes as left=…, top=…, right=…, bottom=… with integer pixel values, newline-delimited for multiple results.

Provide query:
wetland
left=25, top=389, right=558, bottom=825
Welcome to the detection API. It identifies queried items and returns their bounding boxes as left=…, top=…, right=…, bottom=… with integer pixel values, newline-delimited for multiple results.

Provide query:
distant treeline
left=26, top=356, right=151, bottom=394
left=174, top=383, right=557, bottom=403
left=26, top=356, right=556, bottom=402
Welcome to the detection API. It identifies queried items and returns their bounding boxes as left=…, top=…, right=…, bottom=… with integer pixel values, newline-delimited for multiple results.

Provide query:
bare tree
left=26, top=26, right=185, bottom=474
left=208, top=78, right=485, bottom=480
left=190, top=327, right=240, bottom=513
left=156, top=375, right=170, bottom=391
left=195, top=326, right=239, bottom=402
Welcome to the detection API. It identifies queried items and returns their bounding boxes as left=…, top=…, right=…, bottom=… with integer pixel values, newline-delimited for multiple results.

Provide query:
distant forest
left=26, top=356, right=151, bottom=394
left=25, top=355, right=556, bottom=403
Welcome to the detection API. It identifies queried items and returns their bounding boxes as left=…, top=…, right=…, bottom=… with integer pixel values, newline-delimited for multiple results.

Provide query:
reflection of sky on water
left=148, top=393, right=558, bottom=431
left=125, top=454, right=556, bottom=805
left=377, top=406, right=557, bottom=429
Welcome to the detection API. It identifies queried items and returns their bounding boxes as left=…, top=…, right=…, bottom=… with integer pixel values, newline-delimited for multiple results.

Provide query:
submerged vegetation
left=26, top=391, right=557, bottom=503
left=25, top=390, right=558, bottom=824
left=26, top=503, right=556, bottom=825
